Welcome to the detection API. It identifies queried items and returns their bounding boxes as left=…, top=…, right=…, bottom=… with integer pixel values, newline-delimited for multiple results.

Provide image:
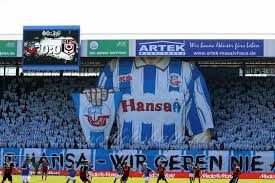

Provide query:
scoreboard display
left=22, top=26, right=80, bottom=70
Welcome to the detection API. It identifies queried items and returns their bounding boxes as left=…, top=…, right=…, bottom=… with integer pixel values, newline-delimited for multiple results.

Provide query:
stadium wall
left=0, top=148, right=274, bottom=173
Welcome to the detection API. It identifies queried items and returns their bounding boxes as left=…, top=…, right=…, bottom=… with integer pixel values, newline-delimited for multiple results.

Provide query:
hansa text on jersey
left=121, top=99, right=181, bottom=113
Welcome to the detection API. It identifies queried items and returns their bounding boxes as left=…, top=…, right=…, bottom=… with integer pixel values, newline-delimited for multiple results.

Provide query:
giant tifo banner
left=72, top=57, right=214, bottom=146
left=0, top=148, right=274, bottom=174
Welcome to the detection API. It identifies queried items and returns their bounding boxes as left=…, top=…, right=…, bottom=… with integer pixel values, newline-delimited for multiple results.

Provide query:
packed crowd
left=0, top=77, right=96, bottom=149
left=209, top=77, right=275, bottom=151
left=0, top=76, right=274, bottom=151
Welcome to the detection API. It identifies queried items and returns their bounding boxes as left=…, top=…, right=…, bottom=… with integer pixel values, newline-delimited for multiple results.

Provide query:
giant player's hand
left=191, top=129, right=212, bottom=143
left=83, top=88, right=115, bottom=106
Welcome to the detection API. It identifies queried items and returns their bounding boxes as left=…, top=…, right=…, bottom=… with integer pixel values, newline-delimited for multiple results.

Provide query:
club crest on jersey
left=83, top=104, right=111, bottom=130
left=119, top=74, right=132, bottom=82
left=168, top=73, right=182, bottom=87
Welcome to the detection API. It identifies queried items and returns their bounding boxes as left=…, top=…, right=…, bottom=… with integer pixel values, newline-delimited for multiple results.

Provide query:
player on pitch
left=113, top=164, right=123, bottom=183
left=229, top=163, right=241, bottom=183
left=120, top=161, right=131, bottom=183
left=193, top=163, right=201, bottom=183
left=80, top=160, right=91, bottom=183
left=65, top=164, right=76, bottom=183
left=33, top=161, right=39, bottom=176
left=188, top=162, right=195, bottom=183
left=141, top=163, right=154, bottom=183
left=156, top=163, right=168, bottom=183
left=21, top=159, right=31, bottom=183
left=40, top=158, right=49, bottom=181
left=1, top=156, right=18, bottom=183
left=88, top=162, right=93, bottom=182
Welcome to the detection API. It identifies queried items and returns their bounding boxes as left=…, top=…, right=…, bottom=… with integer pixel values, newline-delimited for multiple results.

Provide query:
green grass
left=5, top=175, right=274, bottom=183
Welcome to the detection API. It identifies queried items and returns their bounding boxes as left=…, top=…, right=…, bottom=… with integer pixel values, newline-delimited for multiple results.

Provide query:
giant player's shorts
left=22, top=175, right=31, bottom=182
left=189, top=173, right=194, bottom=178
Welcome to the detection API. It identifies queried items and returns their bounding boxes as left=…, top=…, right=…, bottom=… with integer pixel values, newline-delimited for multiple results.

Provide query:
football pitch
left=7, top=175, right=275, bottom=183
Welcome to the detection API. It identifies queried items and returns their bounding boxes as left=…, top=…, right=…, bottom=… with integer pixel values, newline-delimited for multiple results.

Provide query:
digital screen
left=22, top=26, right=80, bottom=70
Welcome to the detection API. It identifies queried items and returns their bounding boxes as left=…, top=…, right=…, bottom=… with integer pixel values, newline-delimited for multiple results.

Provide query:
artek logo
left=137, top=40, right=186, bottom=56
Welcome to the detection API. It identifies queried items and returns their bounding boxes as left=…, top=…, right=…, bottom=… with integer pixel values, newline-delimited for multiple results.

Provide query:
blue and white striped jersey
left=97, top=57, right=213, bottom=144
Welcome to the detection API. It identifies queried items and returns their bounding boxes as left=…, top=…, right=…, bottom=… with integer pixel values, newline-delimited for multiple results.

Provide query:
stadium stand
left=0, top=77, right=97, bottom=149
left=209, top=77, right=275, bottom=151
left=0, top=76, right=274, bottom=151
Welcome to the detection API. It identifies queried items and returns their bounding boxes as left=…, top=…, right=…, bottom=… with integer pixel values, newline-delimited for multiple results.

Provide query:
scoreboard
left=22, top=26, right=80, bottom=70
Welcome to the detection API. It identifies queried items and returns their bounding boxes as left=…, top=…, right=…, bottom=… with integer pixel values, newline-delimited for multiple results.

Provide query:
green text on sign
left=88, top=40, right=129, bottom=57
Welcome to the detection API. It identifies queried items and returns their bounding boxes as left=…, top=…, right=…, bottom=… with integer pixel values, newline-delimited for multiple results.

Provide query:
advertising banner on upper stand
left=0, top=40, right=17, bottom=57
left=7, top=39, right=275, bottom=58
left=136, top=40, right=264, bottom=57
left=87, top=40, right=129, bottom=57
